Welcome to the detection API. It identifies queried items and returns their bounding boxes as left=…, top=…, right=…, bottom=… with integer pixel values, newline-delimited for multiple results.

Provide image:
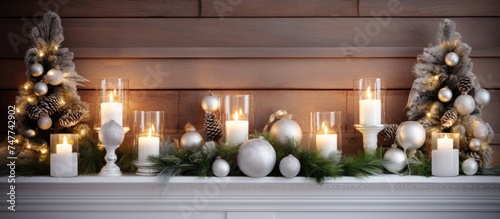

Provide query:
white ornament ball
left=462, top=158, right=479, bottom=176
left=201, top=94, right=219, bottom=112
left=279, top=154, right=301, bottom=178
left=37, top=116, right=52, bottom=130
left=212, top=157, right=230, bottom=177
left=237, top=137, right=276, bottom=178
left=474, top=88, right=491, bottom=107
left=454, top=94, right=475, bottom=115
left=473, top=122, right=488, bottom=140
left=383, top=148, right=407, bottom=173
left=438, top=87, right=453, bottom=103
left=180, top=131, right=204, bottom=150
left=45, top=69, right=64, bottom=85
left=24, top=129, right=36, bottom=138
left=29, top=63, right=44, bottom=77
left=445, top=52, right=459, bottom=67
left=468, top=138, right=482, bottom=152
left=34, top=82, right=48, bottom=96
left=396, top=121, right=426, bottom=150
left=269, top=118, right=302, bottom=147
left=99, top=120, right=125, bottom=146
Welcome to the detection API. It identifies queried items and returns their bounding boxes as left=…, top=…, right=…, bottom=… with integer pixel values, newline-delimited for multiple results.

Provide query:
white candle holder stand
left=354, top=124, right=385, bottom=152
left=98, top=120, right=125, bottom=177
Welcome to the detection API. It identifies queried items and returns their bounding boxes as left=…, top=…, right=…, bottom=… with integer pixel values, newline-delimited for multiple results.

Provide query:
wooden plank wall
left=1, top=0, right=499, bottom=163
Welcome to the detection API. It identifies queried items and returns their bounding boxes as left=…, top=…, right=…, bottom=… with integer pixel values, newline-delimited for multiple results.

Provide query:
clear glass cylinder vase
left=221, top=94, right=253, bottom=145
left=94, top=78, right=129, bottom=131
left=50, top=134, right=78, bottom=177
left=310, top=111, right=343, bottom=158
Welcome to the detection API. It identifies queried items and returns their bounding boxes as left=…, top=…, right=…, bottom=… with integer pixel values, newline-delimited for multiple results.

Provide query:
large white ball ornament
left=473, top=122, right=488, bottom=140
left=45, top=69, right=64, bottom=85
left=438, top=87, right=453, bottom=103
left=212, top=157, right=230, bottom=177
left=99, top=120, right=125, bottom=146
left=474, top=88, right=491, bottom=107
left=201, top=94, right=219, bottom=112
left=462, top=158, right=479, bottom=176
left=396, top=121, right=426, bottom=150
left=269, top=118, right=302, bottom=147
left=279, top=154, right=301, bottom=178
left=454, top=94, right=475, bottom=115
left=29, top=63, right=44, bottom=77
left=445, top=52, right=459, bottom=67
left=383, top=148, right=407, bottom=173
left=180, top=131, right=204, bottom=150
left=37, top=116, right=52, bottom=130
left=34, top=82, right=48, bottom=96
left=237, top=137, right=276, bottom=178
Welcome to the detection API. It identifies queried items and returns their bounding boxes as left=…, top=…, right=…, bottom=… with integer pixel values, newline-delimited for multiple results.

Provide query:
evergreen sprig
left=341, top=150, right=385, bottom=177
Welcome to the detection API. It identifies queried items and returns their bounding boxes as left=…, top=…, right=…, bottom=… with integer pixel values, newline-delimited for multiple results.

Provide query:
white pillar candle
left=359, top=86, right=381, bottom=125
left=51, top=136, right=78, bottom=177
left=101, top=91, right=123, bottom=126
left=316, top=129, right=337, bottom=158
left=225, top=111, right=249, bottom=145
left=432, top=135, right=458, bottom=177
left=138, top=127, right=160, bottom=163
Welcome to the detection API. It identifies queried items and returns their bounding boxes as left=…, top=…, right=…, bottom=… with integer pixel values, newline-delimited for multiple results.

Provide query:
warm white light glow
left=109, top=91, right=114, bottom=102
left=366, top=86, right=372, bottom=100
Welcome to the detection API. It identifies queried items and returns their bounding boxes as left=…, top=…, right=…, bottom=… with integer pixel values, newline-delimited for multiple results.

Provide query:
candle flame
left=148, top=126, right=153, bottom=137
left=443, top=134, right=448, bottom=139
left=62, top=135, right=68, bottom=145
left=367, top=86, right=372, bottom=100
left=233, top=111, right=239, bottom=121
left=109, top=91, right=113, bottom=102
left=321, top=122, right=328, bottom=134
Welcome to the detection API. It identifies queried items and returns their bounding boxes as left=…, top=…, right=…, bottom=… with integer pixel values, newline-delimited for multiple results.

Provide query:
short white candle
left=101, top=91, right=123, bottom=126
left=51, top=136, right=78, bottom=177
left=315, top=125, right=337, bottom=158
left=432, top=135, right=458, bottom=177
left=225, top=110, right=249, bottom=145
left=359, top=86, right=381, bottom=125
left=138, top=126, right=160, bottom=163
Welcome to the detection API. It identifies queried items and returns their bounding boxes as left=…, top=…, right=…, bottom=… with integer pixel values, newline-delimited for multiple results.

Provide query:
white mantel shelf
left=1, top=175, right=500, bottom=219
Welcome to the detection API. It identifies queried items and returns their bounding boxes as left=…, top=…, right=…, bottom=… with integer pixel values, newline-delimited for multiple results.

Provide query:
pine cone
left=26, top=105, right=44, bottom=120
left=380, top=124, right=399, bottom=141
left=441, top=108, right=458, bottom=128
left=59, top=110, right=84, bottom=127
left=39, top=94, right=61, bottom=115
left=204, top=112, right=223, bottom=142
left=458, top=76, right=473, bottom=94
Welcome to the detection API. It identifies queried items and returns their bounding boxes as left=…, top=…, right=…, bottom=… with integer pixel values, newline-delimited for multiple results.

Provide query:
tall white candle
left=225, top=110, right=248, bottom=145
left=315, top=125, right=337, bottom=158
left=101, top=91, right=123, bottom=126
left=51, top=135, right=78, bottom=177
left=359, top=86, right=381, bottom=125
left=138, top=126, right=160, bottom=163
left=432, top=135, right=458, bottom=177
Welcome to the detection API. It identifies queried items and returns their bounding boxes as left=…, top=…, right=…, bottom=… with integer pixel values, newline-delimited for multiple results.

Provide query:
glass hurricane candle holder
left=354, top=78, right=385, bottom=152
left=431, top=133, right=459, bottom=177
left=50, top=134, right=78, bottom=177
left=94, top=78, right=129, bottom=132
left=221, top=94, right=253, bottom=145
left=310, top=111, right=343, bottom=158
left=133, top=111, right=164, bottom=176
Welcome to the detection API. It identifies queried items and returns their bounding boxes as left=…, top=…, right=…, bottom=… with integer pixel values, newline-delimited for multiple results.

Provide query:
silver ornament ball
left=445, top=52, right=459, bottom=67
left=99, top=120, right=125, bottom=146
left=279, top=154, right=301, bottom=178
left=468, top=138, right=482, bottom=152
left=237, top=137, right=276, bottom=178
left=438, top=87, right=453, bottom=103
left=34, top=82, right=48, bottom=96
left=37, top=116, right=52, bottom=130
left=24, top=129, right=36, bottom=138
left=29, top=63, right=44, bottom=77
left=383, top=148, right=407, bottom=173
left=473, top=122, right=488, bottom=140
left=269, top=118, right=302, bottom=147
left=201, top=94, right=219, bottom=112
left=474, top=88, right=491, bottom=107
left=452, top=124, right=466, bottom=136
left=45, top=69, right=64, bottom=85
left=454, top=94, right=475, bottom=115
left=212, top=157, right=230, bottom=177
left=462, top=158, right=479, bottom=176
left=396, top=121, right=426, bottom=150
left=180, top=131, right=204, bottom=150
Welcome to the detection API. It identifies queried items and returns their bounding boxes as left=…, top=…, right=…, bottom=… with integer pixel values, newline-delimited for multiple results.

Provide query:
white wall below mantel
left=1, top=175, right=500, bottom=219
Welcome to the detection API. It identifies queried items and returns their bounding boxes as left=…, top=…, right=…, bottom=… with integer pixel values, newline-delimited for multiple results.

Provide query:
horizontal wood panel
left=0, top=0, right=199, bottom=17
left=201, top=0, right=357, bottom=17
left=2, top=57, right=500, bottom=90
left=360, top=0, right=500, bottom=17
left=2, top=18, right=499, bottom=57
